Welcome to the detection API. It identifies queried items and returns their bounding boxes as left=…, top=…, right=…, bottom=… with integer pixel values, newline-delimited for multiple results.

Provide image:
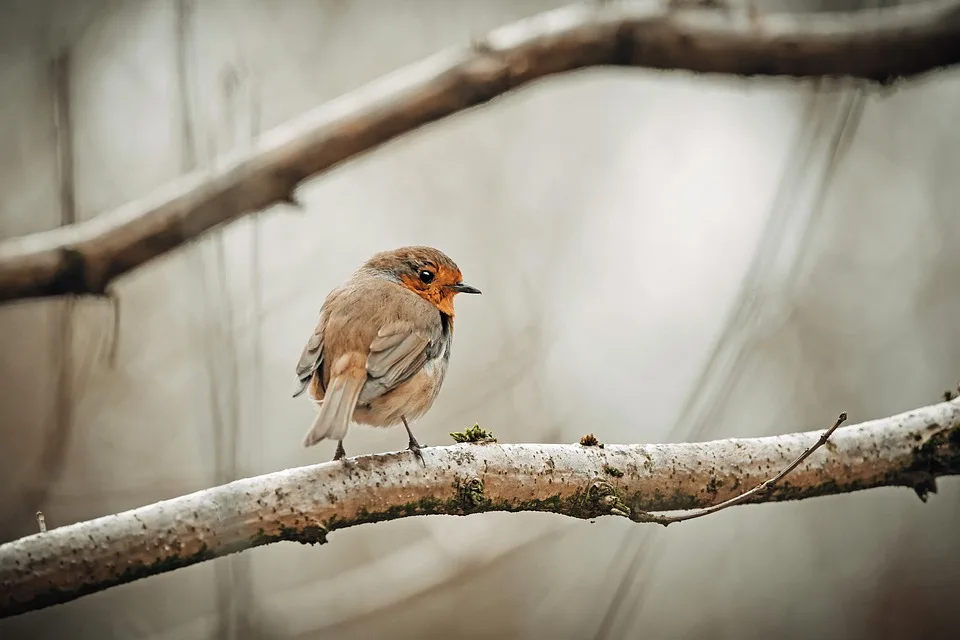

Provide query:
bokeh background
left=1, top=0, right=958, bottom=638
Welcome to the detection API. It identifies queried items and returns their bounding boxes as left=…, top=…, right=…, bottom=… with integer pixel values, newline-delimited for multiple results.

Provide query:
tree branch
left=2, top=399, right=958, bottom=618
left=1, top=0, right=959, bottom=304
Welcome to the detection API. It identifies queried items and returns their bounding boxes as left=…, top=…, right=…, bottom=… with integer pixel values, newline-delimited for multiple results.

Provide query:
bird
left=293, top=246, right=481, bottom=463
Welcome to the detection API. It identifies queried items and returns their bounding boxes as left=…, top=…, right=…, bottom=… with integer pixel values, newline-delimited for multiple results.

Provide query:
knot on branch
left=913, top=477, right=938, bottom=503
left=587, top=477, right=630, bottom=518
left=907, top=422, right=960, bottom=501
left=50, top=247, right=97, bottom=296
left=912, top=424, right=960, bottom=474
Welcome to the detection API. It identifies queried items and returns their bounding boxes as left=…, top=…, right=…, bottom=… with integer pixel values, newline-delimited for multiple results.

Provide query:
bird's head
left=362, top=246, right=481, bottom=316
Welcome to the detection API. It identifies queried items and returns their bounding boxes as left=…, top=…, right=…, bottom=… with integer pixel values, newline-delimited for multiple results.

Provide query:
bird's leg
left=401, top=416, right=425, bottom=466
left=332, top=440, right=347, bottom=462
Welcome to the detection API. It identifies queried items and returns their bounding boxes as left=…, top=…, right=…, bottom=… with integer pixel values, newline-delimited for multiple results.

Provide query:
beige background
left=1, top=0, right=958, bottom=638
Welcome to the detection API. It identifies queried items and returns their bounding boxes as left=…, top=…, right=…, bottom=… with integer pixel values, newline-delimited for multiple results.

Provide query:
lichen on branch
left=450, top=424, right=497, bottom=443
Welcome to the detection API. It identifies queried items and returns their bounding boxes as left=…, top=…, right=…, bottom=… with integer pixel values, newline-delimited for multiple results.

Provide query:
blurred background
left=1, top=0, right=958, bottom=638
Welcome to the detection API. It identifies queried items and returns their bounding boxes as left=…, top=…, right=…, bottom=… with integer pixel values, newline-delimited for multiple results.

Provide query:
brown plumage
left=293, top=246, right=481, bottom=463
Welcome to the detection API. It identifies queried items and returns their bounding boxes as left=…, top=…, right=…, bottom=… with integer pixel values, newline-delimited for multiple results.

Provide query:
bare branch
left=1, top=0, right=959, bottom=303
left=1, top=399, right=958, bottom=618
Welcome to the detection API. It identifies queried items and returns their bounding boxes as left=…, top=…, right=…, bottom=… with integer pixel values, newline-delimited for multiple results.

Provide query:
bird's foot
left=332, top=440, right=347, bottom=462
left=407, top=438, right=425, bottom=467
left=402, top=416, right=426, bottom=467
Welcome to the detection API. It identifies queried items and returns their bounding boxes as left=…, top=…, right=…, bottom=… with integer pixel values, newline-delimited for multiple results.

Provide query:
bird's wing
left=292, top=312, right=325, bottom=398
left=364, top=317, right=443, bottom=397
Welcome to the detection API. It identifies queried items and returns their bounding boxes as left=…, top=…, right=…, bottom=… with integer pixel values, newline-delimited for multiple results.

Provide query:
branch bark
left=2, top=399, right=958, bottom=618
left=1, top=0, right=959, bottom=303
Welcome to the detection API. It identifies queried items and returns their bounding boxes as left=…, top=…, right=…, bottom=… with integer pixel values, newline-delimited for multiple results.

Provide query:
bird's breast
left=353, top=351, right=449, bottom=427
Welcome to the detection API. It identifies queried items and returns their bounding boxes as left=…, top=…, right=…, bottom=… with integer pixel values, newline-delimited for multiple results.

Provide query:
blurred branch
left=1, top=0, right=959, bottom=303
left=2, top=399, right=959, bottom=618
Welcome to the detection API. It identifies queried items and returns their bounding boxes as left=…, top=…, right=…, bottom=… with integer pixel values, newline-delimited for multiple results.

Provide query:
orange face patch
left=400, top=266, right=463, bottom=317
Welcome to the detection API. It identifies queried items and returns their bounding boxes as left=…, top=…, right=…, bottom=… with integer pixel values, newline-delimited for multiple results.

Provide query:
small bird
left=293, top=246, right=481, bottom=463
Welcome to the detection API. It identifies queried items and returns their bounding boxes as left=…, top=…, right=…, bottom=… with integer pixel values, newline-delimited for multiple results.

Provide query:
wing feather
left=362, top=320, right=439, bottom=400
left=293, top=318, right=324, bottom=398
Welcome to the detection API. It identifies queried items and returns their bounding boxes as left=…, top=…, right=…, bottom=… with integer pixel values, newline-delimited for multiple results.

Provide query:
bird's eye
left=418, top=270, right=435, bottom=284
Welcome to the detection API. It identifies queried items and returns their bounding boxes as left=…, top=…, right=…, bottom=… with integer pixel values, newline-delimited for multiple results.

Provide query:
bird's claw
left=407, top=440, right=425, bottom=467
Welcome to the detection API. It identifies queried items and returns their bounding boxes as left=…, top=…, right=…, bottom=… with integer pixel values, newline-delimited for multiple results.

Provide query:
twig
left=633, top=412, right=848, bottom=525
left=0, top=1, right=959, bottom=304
left=1, top=399, right=958, bottom=618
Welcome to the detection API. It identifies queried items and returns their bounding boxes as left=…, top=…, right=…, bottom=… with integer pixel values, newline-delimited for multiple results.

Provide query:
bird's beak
left=450, top=283, right=481, bottom=295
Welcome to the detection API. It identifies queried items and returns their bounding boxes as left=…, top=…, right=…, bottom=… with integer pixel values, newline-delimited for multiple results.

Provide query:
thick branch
left=2, top=399, right=958, bottom=618
left=1, top=0, right=959, bottom=303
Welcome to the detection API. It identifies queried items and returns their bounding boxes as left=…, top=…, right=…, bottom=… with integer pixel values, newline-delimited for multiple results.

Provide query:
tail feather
left=302, top=373, right=364, bottom=447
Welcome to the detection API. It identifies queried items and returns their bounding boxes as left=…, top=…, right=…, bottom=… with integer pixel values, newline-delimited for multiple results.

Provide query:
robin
left=293, top=246, right=481, bottom=463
